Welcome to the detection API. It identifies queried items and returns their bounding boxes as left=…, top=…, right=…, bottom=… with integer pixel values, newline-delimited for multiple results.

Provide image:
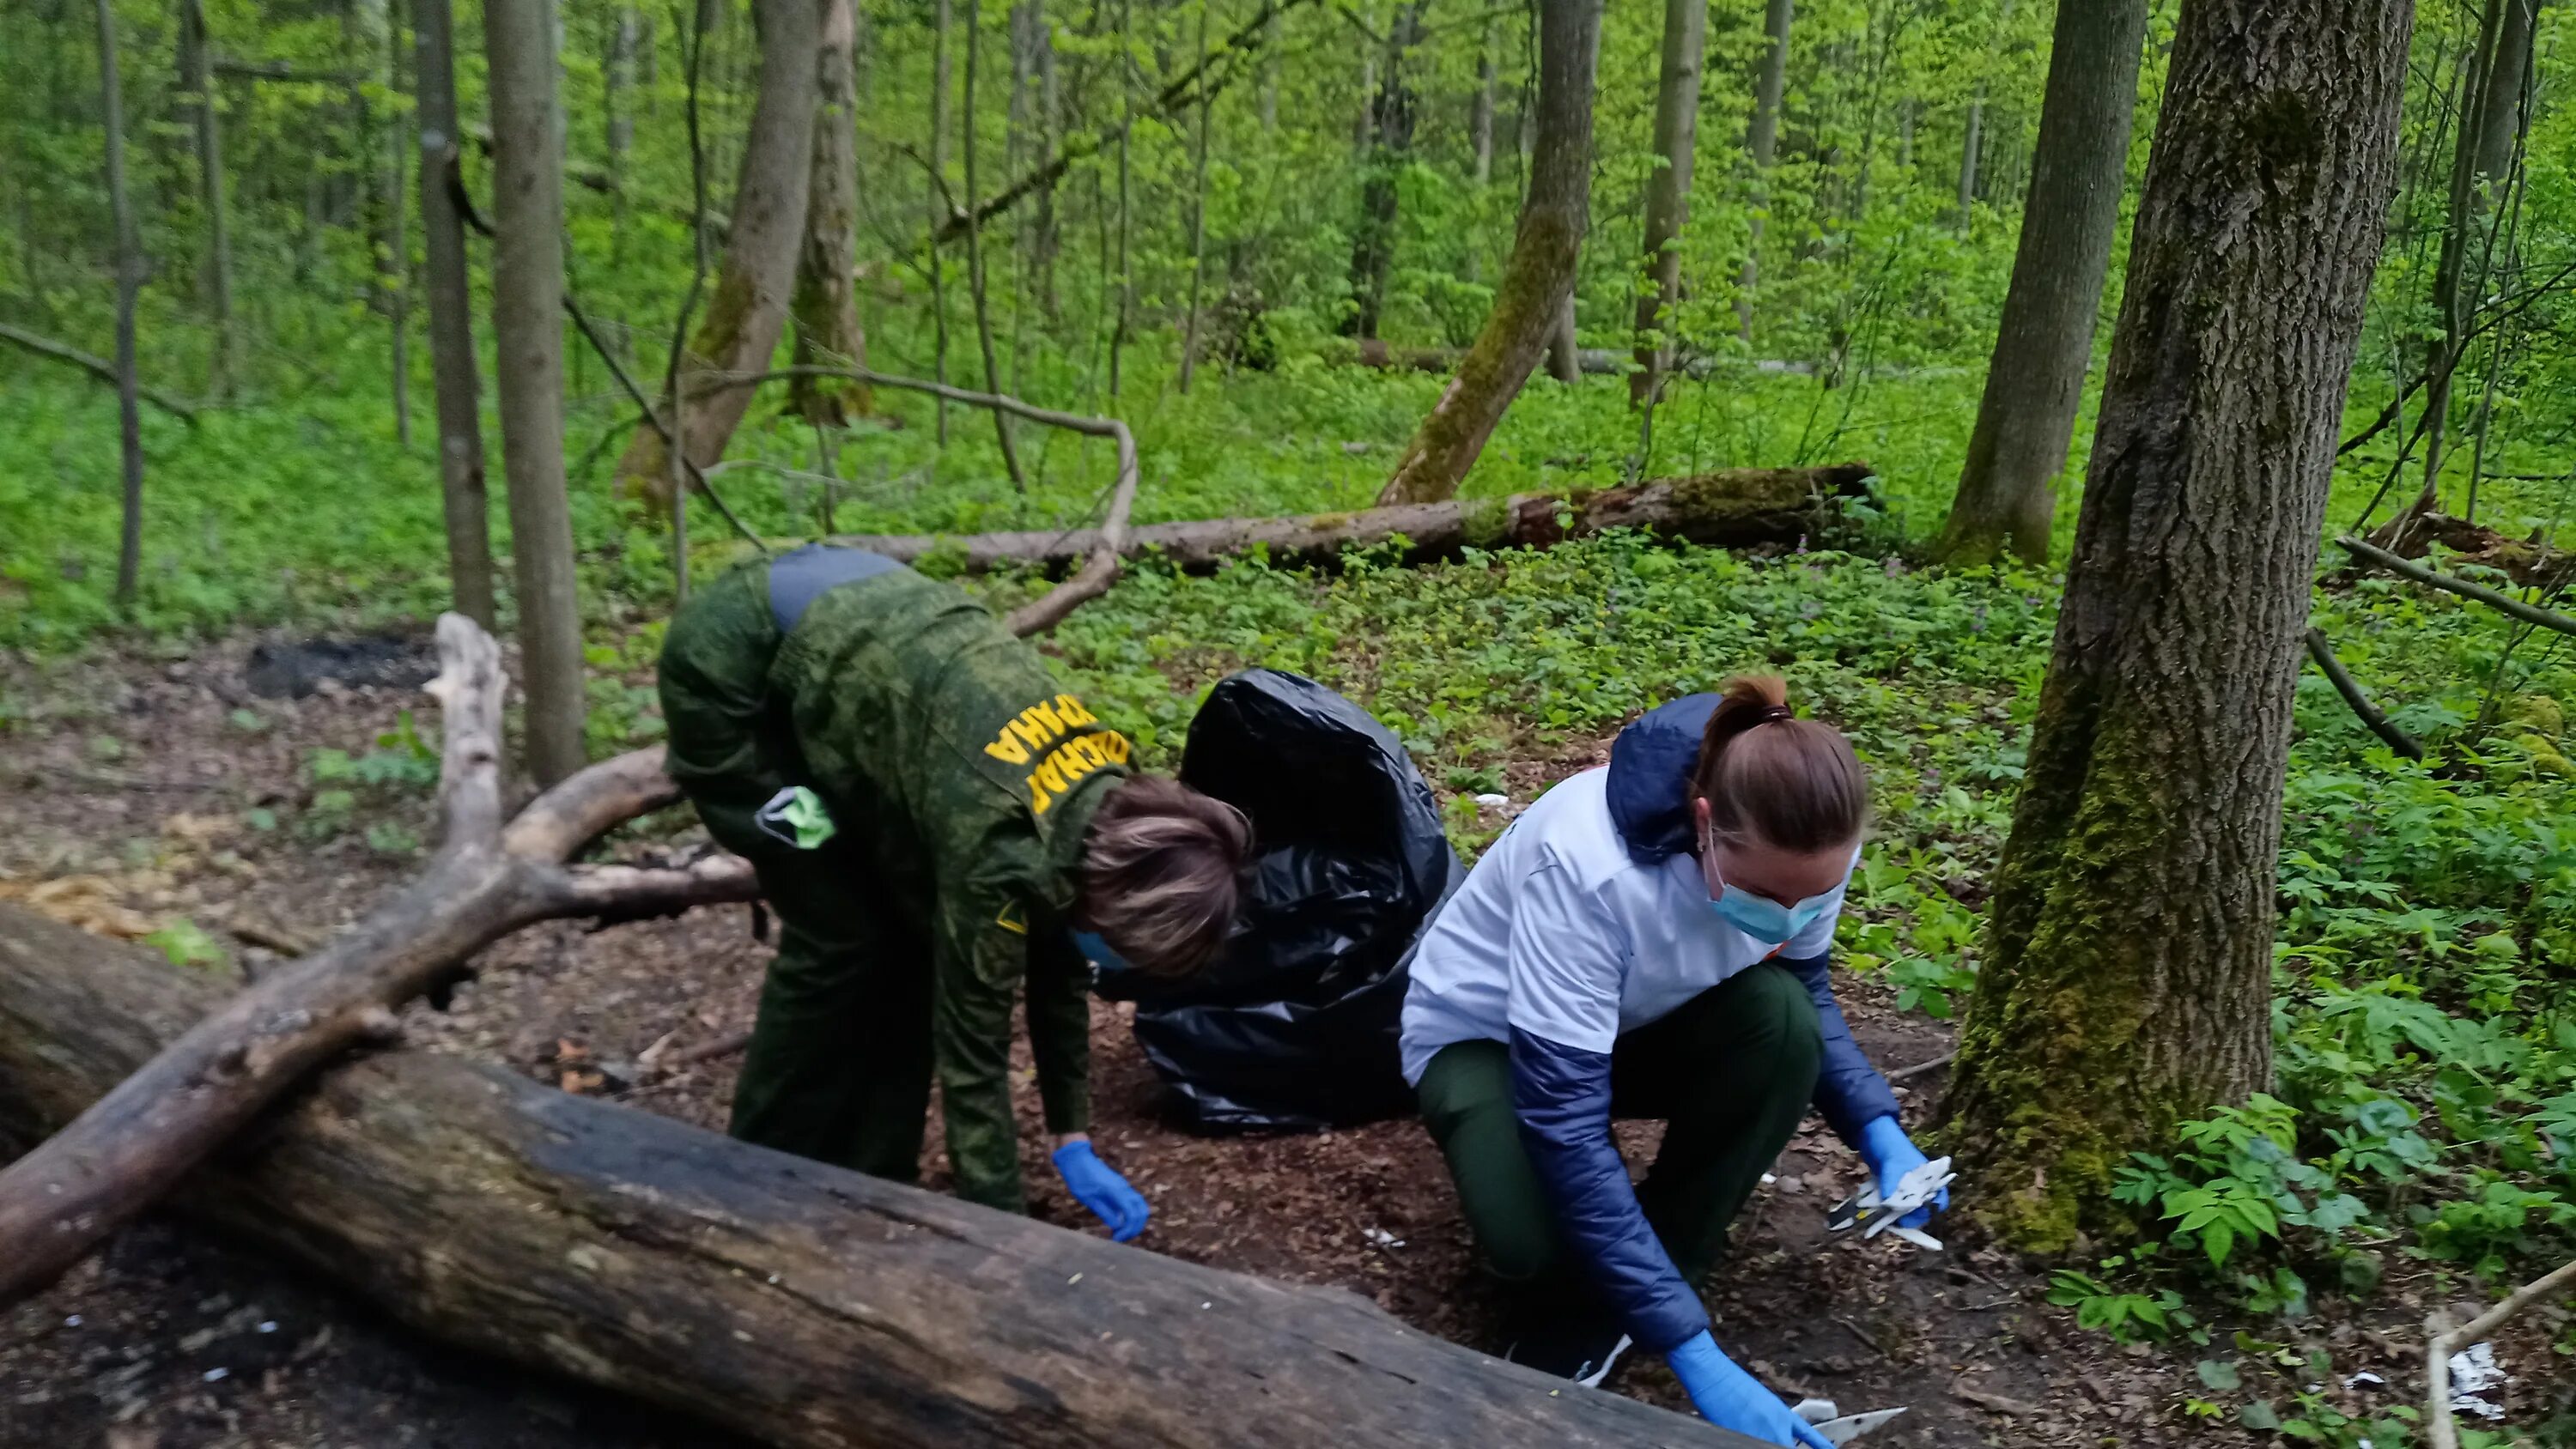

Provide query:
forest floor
left=0, top=625, right=2530, bottom=1449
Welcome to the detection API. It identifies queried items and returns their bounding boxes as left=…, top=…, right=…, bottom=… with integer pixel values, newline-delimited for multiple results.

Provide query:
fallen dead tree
left=0, top=615, right=759, bottom=1304
left=830, top=463, right=1879, bottom=575
left=0, top=902, right=1753, bottom=1449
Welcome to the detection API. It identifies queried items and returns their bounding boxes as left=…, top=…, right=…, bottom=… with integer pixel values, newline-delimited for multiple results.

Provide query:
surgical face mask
left=1071, top=930, right=1136, bottom=975
left=1702, top=842, right=1837, bottom=945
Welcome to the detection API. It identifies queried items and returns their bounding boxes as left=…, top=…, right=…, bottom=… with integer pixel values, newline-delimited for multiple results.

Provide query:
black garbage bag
left=1094, top=669, right=1463, bottom=1131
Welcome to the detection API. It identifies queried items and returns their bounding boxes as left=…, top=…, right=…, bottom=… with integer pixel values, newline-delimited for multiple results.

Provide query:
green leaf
left=2239, top=1399, right=2281, bottom=1431
left=2196, top=1359, right=2241, bottom=1391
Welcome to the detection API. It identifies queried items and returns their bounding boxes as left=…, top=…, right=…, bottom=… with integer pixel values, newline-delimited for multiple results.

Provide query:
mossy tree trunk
left=788, top=0, right=869, bottom=425
left=615, top=0, right=820, bottom=506
left=1932, top=0, right=2149, bottom=567
left=1940, top=0, right=2412, bottom=1252
left=1377, top=0, right=1601, bottom=506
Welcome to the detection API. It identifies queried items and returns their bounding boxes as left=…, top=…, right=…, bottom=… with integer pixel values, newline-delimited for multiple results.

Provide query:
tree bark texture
left=1376, top=0, right=1602, bottom=506
left=615, top=0, right=821, bottom=504
left=415, top=0, right=498, bottom=629
left=1934, top=0, right=2149, bottom=567
left=0, top=906, right=1756, bottom=1449
left=0, top=617, right=757, bottom=1305
left=483, top=0, right=589, bottom=784
left=1939, top=0, right=2413, bottom=1251
left=1735, top=0, right=1791, bottom=342
left=790, top=0, right=872, bottom=426
left=1176, top=0, right=1215, bottom=393
left=381, top=0, right=413, bottom=450
left=834, top=463, right=1876, bottom=573
left=179, top=0, right=237, bottom=397
left=1344, top=3, right=1423, bottom=342
left=1546, top=290, right=1581, bottom=384
left=1629, top=0, right=1706, bottom=409
left=97, top=0, right=144, bottom=609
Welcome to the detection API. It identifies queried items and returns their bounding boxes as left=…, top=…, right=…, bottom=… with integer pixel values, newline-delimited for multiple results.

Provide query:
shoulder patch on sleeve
left=994, top=900, right=1030, bottom=935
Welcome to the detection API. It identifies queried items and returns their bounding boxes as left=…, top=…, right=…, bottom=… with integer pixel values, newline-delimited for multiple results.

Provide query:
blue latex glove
left=1667, top=1331, right=1835, bottom=1449
left=1053, top=1140, right=1151, bottom=1242
left=1858, top=1114, right=1948, bottom=1229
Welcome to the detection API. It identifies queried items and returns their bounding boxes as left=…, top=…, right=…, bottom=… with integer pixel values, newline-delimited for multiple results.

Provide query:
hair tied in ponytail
left=1691, top=675, right=1870, bottom=853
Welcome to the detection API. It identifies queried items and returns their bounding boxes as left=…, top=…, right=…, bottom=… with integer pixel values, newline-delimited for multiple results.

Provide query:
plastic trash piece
left=1094, top=670, right=1464, bottom=1131
left=754, top=785, right=837, bottom=850
left=2450, top=1342, right=2507, bottom=1422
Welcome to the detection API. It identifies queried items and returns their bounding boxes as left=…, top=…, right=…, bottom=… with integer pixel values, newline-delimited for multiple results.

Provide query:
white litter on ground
left=1791, top=1398, right=1840, bottom=1423
left=1473, top=793, right=1510, bottom=809
left=1361, top=1227, right=1406, bottom=1249
left=2345, top=1370, right=2385, bottom=1389
left=202, top=1367, right=229, bottom=1383
left=2450, top=1341, right=2508, bottom=1422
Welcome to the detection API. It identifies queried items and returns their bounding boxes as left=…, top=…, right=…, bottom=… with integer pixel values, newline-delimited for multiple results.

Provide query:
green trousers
left=659, top=566, right=935, bottom=1183
left=1415, top=963, right=1823, bottom=1303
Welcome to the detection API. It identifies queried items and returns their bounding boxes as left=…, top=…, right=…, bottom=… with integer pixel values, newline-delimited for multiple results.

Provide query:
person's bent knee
left=1476, top=1216, right=1560, bottom=1286
left=1739, top=962, right=1826, bottom=1070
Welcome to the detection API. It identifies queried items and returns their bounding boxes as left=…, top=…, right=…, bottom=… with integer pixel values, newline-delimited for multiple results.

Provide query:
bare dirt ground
left=0, top=630, right=2481, bottom=1448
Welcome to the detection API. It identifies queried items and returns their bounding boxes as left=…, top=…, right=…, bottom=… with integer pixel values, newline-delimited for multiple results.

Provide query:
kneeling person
left=659, top=544, right=1250, bottom=1239
left=1400, top=676, right=1942, bottom=1447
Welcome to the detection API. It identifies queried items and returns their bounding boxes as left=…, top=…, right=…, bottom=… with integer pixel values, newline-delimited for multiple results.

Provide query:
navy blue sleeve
left=1779, top=952, right=1900, bottom=1143
left=1510, top=1027, right=1710, bottom=1353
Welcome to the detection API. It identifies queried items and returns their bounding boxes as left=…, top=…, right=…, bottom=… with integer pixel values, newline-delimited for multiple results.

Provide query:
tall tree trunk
left=1933, top=0, right=2150, bottom=566
left=1940, top=0, right=2411, bottom=1251
left=1176, top=0, right=1215, bottom=393
left=1343, top=3, right=1424, bottom=341
left=608, top=7, right=640, bottom=258
left=1735, top=0, right=1791, bottom=342
left=1109, top=0, right=1133, bottom=397
left=791, top=0, right=871, bottom=425
left=613, top=0, right=823, bottom=502
left=97, top=0, right=145, bottom=609
left=1472, top=17, right=1498, bottom=185
left=1376, top=0, right=1602, bottom=506
left=962, top=0, right=1028, bottom=485
left=414, top=0, right=496, bottom=628
left=179, top=0, right=236, bottom=398
left=382, top=0, right=413, bottom=449
left=484, top=0, right=588, bottom=784
left=1628, top=0, right=1706, bottom=409
left=1546, top=290, right=1580, bottom=382
left=2389, top=0, right=2537, bottom=529
left=930, top=0, right=955, bottom=440
left=1032, top=5, right=1061, bottom=318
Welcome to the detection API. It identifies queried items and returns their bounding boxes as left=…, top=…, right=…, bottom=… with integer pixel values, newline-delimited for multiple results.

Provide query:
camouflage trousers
left=659, top=564, right=935, bottom=1184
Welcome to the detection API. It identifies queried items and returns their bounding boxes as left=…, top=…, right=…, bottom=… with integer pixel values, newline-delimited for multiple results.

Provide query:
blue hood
left=1605, top=693, right=1720, bottom=863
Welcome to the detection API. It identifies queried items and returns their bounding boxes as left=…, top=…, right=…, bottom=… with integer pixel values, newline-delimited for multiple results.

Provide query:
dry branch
left=0, top=321, right=199, bottom=421
left=706, top=365, right=1140, bottom=634
left=2303, top=627, right=2425, bottom=760
left=0, top=904, right=1756, bottom=1449
left=2338, top=534, right=2576, bottom=637
left=828, top=464, right=1878, bottom=575
left=0, top=615, right=757, bottom=1305
left=2425, top=1256, right=2576, bottom=1449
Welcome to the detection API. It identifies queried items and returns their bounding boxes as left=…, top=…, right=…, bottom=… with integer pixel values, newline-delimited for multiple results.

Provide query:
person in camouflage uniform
left=659, top=545, right=1251, bottom=1235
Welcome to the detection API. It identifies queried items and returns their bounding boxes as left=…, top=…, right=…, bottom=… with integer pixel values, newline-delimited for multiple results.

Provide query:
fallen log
left=0, top=615, right=760, bottom=1305
left=0, top=903, right=1753, bottom=1449
left=830, top=464, right=1879, bottom=576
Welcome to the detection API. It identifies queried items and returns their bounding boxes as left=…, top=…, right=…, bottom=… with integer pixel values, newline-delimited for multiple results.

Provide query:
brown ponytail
left=1690, top=676, right=1869, bottom=853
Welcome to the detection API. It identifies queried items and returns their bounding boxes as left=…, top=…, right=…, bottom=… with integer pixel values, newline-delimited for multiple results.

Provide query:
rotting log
left=0, top=904, right=1757, bottom=1449
left=829, top=464, right=1878, bottom=576
left=0, top=615, right=759, bottom=1306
